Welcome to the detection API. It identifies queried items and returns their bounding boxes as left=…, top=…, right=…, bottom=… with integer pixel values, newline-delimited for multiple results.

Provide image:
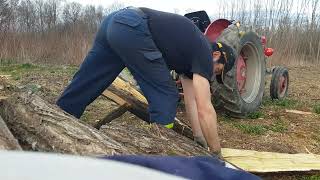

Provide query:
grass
left=233, top=124, right=268, bottom=135
left=233, top=118, right=288, bottom=135
left=0, top=63, right=79, bottom=78
left=300, top=175, right=320, bottom=180
left=25, top=84, right=42, bottom=93
left=268, top=120, right=288, bottom=133
left=313, top=104, right=320, bottom=114
left=20, top=63, right=36, bottom=69
left=0, top=63, right=39, bottom=80
left=263, top=98, right=299, bottom=109
left=80, top=112, right=91, bottom=123
left=166, top=149, right=179, bottom=156
left=219, top=115, right=233, bottom=122
left=0, top=58, right=18, bottom=65
left=0, top=63, right=38, bottom=73
left=247, top=111, right=264, bottom=119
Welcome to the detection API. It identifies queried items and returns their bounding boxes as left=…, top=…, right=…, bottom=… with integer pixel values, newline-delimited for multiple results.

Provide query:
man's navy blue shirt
left=141, top=8, right=213, bottom=80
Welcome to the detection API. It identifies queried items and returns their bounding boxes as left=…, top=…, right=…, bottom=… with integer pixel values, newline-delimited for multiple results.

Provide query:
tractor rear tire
left=270, top=66, right=289, bottom=100
left=211, top=25, right=266, bottom=118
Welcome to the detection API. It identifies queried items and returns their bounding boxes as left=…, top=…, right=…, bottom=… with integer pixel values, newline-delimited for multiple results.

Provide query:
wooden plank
left=222, top=148, right=320, bottom=173
left=102, top=90, right=128, bottom=106
left=112, top=77, right=148, bottom=104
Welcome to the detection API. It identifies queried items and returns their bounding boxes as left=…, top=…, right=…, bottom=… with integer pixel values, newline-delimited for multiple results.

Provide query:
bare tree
left=81, top=5, right=97, bottom=32
left=33, top=0, right=45, bottom=32
left=7, top=0, right=19, bottom=31
left=96, top=5, right=104, bottom=25
left=310, top=0, right=319, bottom=31
left=63, top=2, right=82, bottom=24
left=0, top=0, right=11, bottom=31
left=43, top=0, right=61, bottom=29
left=17, top=0, right=37, bottom=32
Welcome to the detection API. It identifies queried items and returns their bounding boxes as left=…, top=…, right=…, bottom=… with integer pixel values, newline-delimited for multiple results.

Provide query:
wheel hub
left=237, top=55, right=247, bottom=94
left=279, top=75, right=288, bottom=97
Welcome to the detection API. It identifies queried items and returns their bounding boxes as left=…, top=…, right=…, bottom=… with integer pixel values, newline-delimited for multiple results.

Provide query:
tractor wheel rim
left=237, top=55, right=247, bottom=94
left=279, top=75, right=288, bottom=97
left=237, top=42, right=262, bottom=103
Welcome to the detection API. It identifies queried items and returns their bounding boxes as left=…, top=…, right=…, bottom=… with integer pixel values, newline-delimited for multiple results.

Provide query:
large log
left=100, top=120, right=210, bottom=156
left=0, top=92, right=209, bottom=156
left=0, top=92, right=131, bottom=155
left=102, top=77, right=194, bottom=139
left=0, top=115, right=22, bottom=150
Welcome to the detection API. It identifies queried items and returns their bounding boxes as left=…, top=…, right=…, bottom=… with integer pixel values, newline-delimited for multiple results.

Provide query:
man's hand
left=180, top=75, right=205, bottom=141
left=192, top=74, right=221, bottom=153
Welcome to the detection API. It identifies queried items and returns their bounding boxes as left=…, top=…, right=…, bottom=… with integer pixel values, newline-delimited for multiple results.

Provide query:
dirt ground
left=0, top=64, right=319, bottom=179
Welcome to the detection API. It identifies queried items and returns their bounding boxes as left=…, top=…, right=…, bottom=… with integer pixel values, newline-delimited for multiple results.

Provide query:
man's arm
left=192, top=73, right=221, bottom=153
left=180, top=75, right=206, bottom=146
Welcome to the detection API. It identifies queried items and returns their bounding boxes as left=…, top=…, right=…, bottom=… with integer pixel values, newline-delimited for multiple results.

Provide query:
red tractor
left=180, top=11, right=289, bottom=118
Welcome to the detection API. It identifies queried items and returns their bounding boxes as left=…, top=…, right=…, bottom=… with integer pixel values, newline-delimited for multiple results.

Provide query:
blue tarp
left=104, top=155, right=261, bottom=180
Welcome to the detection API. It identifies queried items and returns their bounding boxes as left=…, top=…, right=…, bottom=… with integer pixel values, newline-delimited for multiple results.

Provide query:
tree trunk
left=0, top=92, right=131, bottom=155
left=0, top=115, right=22, bottom=150
left=0, top=92, right=209, bottom=156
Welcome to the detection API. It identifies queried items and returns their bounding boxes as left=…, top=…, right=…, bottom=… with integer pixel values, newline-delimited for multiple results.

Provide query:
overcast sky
left=67, top=0, right=220, bottom=15
left=67, top=0, right=316, bottom=18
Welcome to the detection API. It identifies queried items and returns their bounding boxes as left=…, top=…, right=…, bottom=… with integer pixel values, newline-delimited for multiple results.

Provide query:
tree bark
left=0, top=92, right=131, bottom=155
left=0, top=115, right=22, bottom=150
left=100, top=120, right=210, bottom=156
left=0, top=92, right=209, bottom=156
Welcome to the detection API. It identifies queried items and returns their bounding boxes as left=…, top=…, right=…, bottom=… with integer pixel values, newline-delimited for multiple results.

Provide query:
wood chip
left=0, top=96, right=8, bottom=100
left=285, top=109, right=313, bottom=115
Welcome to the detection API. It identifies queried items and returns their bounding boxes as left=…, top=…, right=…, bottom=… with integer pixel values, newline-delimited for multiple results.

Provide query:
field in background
left=1, top=0, right=320, bottom=66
